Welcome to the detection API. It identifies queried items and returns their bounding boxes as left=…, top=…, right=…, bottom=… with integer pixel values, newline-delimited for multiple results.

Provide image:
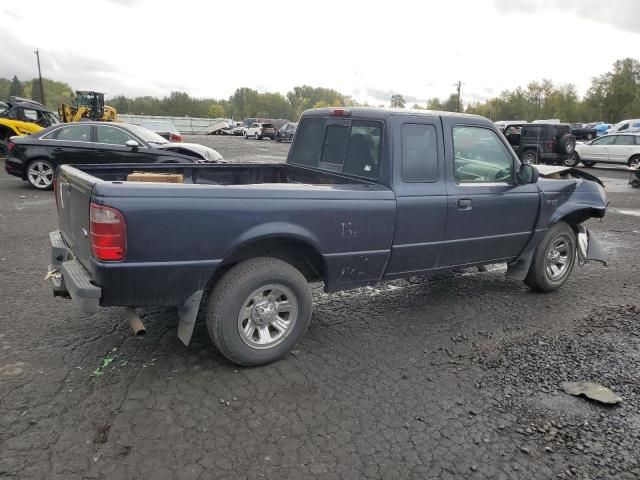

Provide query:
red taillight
left=170, top=133, right=183, bottom=142
left=7, top=140, right=15, bottom=151
left=90, top=203, right=126, bottom=261
left=330, top=108, right=351, bottom=117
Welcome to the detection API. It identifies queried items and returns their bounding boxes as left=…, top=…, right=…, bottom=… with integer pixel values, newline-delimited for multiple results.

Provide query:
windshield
left=140, top=121, right=178, bottom=133
left=128, top=124, right=170, bottom=144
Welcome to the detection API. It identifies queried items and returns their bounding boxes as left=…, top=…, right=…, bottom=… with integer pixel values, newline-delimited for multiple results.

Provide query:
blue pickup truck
left=48, top=108, right=608, bottom=366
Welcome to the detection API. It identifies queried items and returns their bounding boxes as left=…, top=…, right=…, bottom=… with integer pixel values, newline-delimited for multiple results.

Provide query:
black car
left=5, top=122, right=213, bottom=190
left=508, top=123, right=576, bottom=165
left=570, top=123, right=597, bottom=141
left=274, top=122, right=297, bottom=142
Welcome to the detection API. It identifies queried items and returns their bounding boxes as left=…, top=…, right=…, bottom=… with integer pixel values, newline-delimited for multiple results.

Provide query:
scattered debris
left=561, top=381, right=622, bottom=405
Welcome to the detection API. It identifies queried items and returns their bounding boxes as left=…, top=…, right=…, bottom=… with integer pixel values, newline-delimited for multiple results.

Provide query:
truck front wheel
left=207, top=257, right=313, bottom=366
left=524, top=222, right=576, bottom=292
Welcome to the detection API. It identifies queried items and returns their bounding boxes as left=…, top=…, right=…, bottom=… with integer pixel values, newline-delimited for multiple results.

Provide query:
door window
left=614, top=135, right=635, bottom=145
left=618, top=123, right=629, bottom=131
left=401, top=124, right=438, bottom=182
left=592, top=135, right=616, bottom=146
left=22, top=109, right=39, bottom=121
left=96, top=126, right=136, bottom=145
left=45, top=125, right=92, bottom=142
left=453, top=126, right=513, bottom=183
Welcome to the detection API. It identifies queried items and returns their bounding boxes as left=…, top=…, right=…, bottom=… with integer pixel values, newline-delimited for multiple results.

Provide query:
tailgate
left=56, top=165, right=98, bottom=270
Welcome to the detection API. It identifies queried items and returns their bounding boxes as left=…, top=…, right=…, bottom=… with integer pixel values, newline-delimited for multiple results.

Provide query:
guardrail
left=118, top=114, right=229, bottom=135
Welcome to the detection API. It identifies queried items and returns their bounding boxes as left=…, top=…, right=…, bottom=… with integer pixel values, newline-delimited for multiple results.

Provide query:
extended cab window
left=401, top=124, right=437, bottom=182
left=453, top=126, right=513, bottom=183
left=290, top=118, right=381, bottom=179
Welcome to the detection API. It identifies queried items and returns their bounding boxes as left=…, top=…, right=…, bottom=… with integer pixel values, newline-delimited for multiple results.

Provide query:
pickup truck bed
left=49, top=107, right=608, bottom=366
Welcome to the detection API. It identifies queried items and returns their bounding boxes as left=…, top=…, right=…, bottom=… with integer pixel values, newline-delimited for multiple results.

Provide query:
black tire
left=521, top=150, right=537, bottom=165
left=524, top=222, right=576, bottom=293
left=582, top=160, right=596, bottom=167
left=207, top=257, right=313, bottom=366
left=559, top=134, right=576, bottom=155
left=25, top=159, right=55, bottom=190
left=243, top=132, right=248, bottom=139
left=563, top=151, right=580, bottom=168
left=627, top=155, right=640, bottom=169
left=255, top=133, right=260, bottom=140
left=0, top=140, right=7, bottom=158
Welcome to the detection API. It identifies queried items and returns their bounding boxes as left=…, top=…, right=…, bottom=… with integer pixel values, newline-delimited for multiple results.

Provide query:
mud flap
left=576, top=225, right=607, bottom=266
left=506, top=249, right=534, bottom=281
left=176, top=290, right=203, bottom=346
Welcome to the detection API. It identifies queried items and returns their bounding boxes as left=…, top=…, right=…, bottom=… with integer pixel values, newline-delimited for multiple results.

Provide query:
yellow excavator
left=58, top=91, right=118, bottom=122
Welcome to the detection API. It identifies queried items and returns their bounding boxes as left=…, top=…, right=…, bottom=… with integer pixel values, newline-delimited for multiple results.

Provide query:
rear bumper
left=48, top=231, right=101, bottom=314
left=49, top=230, right=220, bottom=309
left=4, top=157, right=23, bottom=178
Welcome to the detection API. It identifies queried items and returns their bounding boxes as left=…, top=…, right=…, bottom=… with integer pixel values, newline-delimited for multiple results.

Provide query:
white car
left=569, top=133, right=640, bottom=168
left=243, top=122, right=275, bottom=140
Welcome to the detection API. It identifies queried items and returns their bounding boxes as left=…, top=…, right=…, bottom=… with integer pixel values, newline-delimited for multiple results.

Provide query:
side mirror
left=125, top=139, right=139, bottom=149
left=517, top=163, right=539, bottom=184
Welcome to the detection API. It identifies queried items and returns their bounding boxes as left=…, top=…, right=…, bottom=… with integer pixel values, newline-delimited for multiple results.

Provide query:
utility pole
left=34, top=49, right=45, bottom=105
left=455, top=80, right=463, bottom=113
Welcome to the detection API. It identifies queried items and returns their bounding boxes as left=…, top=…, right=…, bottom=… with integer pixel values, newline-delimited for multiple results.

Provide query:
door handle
left=458, top=198, right=472, bottom=210
left=52, top=147, right=63, bottom=153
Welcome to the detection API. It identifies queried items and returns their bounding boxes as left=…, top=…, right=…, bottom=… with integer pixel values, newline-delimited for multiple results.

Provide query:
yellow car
left=0, top=98, right=60, bottom=156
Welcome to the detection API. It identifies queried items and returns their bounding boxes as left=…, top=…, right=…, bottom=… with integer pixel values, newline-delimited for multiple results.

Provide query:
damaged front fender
left=575, top=224, right=607, bottom=266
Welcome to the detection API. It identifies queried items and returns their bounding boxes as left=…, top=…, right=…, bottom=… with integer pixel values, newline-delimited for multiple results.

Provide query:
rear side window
left=290, top=118, right=382, bottom=179
left=45, top=125, right=92, bottom=142
left=522, top=126, right=543, bottom=138
left=401, top=124, right=438, bottom=182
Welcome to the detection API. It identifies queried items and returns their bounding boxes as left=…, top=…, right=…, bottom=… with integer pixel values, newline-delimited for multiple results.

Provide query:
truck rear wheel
left=207, top=257, right=313, bottom=366
left=524, top=222, right=576, bottom=292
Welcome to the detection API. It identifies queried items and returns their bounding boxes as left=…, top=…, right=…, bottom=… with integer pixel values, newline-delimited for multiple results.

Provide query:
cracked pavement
left=1, top=139, right=639, bottom=479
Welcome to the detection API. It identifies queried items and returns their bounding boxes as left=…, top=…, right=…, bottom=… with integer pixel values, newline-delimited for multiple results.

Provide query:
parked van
left=608, top=119, right=640, bottom=134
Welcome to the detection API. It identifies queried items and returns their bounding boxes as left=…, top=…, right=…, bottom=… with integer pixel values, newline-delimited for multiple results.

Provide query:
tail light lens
left=330, top=108, right=351, bottom=117
left=170, top=133, right=183, bottom=142
left=90, top=203, right=126, bottom=261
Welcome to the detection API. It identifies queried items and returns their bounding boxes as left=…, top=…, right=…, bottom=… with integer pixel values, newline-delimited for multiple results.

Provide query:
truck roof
left=301, top=107, right=486, bottom=121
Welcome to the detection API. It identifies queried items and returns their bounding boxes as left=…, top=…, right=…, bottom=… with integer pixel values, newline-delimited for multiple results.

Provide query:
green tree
left=9, top=75, right=23, bottom=97
left=390, top=94, right=405, bottom=108
left=208, top=104, right=225, bottom=118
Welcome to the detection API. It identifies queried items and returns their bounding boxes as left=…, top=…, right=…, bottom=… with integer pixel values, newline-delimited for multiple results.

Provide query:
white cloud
left=0, top=0, right=638, bottom=106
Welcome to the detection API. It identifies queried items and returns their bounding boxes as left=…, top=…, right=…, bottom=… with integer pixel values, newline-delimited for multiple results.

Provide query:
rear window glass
left=289, top=118, right=382, bottom=179
left=401, top=124, right=438, bottom=182
left=262, top=123, right=274, bottom=128
left=553, top=125, right=570, bottom=139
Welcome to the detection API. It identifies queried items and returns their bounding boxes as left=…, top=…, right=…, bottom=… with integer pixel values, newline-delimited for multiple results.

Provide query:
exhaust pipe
left=126, top=307, right=146, bottom=336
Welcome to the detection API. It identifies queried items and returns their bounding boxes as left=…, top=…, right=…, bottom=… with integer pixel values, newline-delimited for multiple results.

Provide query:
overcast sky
left=1, top=0, right=638, bottom=106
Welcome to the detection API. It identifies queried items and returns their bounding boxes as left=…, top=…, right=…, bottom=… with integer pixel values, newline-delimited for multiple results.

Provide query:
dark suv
left=503, top=123, right=576, bottom=165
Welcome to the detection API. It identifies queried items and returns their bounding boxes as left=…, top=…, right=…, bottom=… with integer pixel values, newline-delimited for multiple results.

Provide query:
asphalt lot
left=1, top=137, right=639, bottom=479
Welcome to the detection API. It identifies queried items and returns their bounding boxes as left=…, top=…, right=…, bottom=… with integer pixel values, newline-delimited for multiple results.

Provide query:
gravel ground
left=1, top=140, right=639, bottom=479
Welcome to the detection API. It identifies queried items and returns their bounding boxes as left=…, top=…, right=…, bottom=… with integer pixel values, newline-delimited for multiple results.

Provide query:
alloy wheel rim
left=27, top=161, right=53, bottom=188
left=237, top=283, right=298, bottom=350
left=545, top=235, right=571, bottom=281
